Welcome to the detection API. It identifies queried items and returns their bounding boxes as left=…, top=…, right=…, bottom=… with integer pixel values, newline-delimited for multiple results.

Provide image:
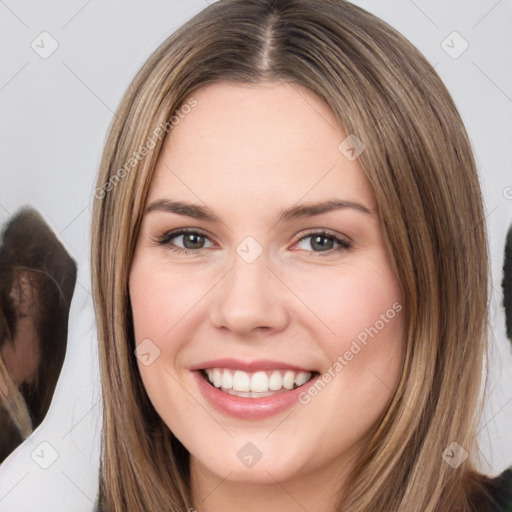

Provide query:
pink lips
left=190, top=358, right=313, bottom=373
left=191, top=358, right=319, bottom=420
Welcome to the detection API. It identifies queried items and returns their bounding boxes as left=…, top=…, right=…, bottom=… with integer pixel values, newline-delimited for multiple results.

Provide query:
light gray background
left=0, top=1, right=511, bottom=510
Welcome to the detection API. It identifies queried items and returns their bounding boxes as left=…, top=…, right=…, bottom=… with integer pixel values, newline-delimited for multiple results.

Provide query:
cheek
left=129, top=256, right=215, bottom=419
left=288, top=258, right=403, bottom=351
left=315, top=268, right=403, bottom=404
left=129, top=260, right=196, bottom=426
left=290, top=259, right=405, bottom=407
left=129, top=257, right=210, bottom=343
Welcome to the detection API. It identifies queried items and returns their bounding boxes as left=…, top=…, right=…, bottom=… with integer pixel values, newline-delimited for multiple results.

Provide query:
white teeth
left=221, top=370, right=233, bottom=390
left=226, top=389, right=278, bottom=398
left=283, top=370, right=295, bottom=390
left=295, top=372, right=310, bottom=387
left=233, top=370, right=250, bottom=392
left=250, top=371, right=269, bottom=392
left=268, top=370, right=282, bottom=391
left=203, top=368, right=313, bottom=395
left=213, top=368, right=222, bottom=388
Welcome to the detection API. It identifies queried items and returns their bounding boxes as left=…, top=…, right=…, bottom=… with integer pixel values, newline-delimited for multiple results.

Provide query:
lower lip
left=193, top=371, right=318, bottom=420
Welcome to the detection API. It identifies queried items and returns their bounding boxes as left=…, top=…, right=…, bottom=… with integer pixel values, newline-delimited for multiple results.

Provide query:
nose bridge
left=210, top=247, right=288, bottom=334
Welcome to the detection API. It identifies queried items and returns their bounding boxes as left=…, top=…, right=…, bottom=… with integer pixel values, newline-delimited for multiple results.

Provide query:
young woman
left=91, top=0, right=512, bottom=510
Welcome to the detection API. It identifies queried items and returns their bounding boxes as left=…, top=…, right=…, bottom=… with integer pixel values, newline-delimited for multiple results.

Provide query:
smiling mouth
left=200, top=368, right=318, bottom=398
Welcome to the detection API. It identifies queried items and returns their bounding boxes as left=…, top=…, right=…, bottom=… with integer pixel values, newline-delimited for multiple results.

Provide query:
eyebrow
left=144, top=198, right=372, bottom=223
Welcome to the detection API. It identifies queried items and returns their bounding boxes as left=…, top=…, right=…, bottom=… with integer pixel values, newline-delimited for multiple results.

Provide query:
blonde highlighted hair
left=91, top=1, right=493, bottom=510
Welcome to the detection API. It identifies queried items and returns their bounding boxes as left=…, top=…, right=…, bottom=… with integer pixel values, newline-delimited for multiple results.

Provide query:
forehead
left=147, top=81, right=375, bottom=214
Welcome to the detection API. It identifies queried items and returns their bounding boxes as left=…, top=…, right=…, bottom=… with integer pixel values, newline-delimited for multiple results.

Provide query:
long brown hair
left=91, top=1, right=493, bottom=510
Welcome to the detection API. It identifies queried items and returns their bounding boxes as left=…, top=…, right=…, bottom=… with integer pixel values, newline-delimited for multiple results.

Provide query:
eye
left=153, top=228, right=352, bottom=256
left=154, top=229, right=214, bottom=255
left=294, top=230, right=352, bottom=255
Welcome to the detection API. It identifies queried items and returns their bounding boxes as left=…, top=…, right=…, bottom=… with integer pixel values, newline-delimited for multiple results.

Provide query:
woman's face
left=129, top=81, right=405, bottom=495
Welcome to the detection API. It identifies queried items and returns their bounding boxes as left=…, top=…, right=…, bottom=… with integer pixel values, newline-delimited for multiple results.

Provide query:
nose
left=209, top=251, right=290, bottom=337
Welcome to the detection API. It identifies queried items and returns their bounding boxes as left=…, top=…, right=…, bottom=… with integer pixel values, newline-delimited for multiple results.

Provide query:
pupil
left=312, top=235, right=333, bottom=251
left=184, top=234, right=204, bottom=249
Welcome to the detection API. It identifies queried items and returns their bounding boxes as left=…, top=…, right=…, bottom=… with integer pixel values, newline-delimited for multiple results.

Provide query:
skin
left=129, top=81, right=406, bottom=512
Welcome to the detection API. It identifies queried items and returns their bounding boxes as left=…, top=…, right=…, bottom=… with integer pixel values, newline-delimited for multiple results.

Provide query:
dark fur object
left=503, top=224, right=512, bottom=341
left=0, top=207, right=77, bottom=462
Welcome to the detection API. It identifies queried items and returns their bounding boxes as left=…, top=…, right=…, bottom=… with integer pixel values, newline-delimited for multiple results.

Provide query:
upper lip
left=190, top=358, right=315, bottom=373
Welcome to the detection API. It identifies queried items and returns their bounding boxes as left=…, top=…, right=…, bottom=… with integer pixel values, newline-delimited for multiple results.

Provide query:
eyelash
left=153, top=228, right=352, bottom=257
